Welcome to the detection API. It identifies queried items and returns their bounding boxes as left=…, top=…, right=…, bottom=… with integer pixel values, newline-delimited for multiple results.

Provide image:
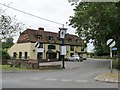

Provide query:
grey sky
left=1, top=0, right=74, bottom=32
left=0, top=0, right=94, bottom=52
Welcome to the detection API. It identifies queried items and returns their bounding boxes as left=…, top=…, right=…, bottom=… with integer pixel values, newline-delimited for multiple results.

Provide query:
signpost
left=107, top=39, right=116, bottom=73
left=59, top=27, right=67, bottom=69
left=107, top=39, right=116, bottom=58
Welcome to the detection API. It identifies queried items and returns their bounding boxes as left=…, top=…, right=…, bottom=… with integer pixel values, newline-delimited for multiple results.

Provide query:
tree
left=0, top=4, right=25, bottom=42
left=2, top=37, right=14, bottom=50
left=0, top=15, right=24, bottom=41
left=69, top=2, right=120, bottom=56
left=0, top=50, right=10, bottom=59
left=0, top=5, right=25, bottom=61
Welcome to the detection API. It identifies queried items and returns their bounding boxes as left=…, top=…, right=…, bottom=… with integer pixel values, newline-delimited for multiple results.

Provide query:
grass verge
left=0, top=65, right=27, bottom=71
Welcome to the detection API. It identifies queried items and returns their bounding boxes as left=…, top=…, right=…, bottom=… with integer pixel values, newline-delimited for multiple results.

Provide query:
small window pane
left=13, top=52, right=17, bottom=59
left=70, top=46, right=74, bottom=51
left=48, top=45, right=56, bottom=49
left=24, top=52, right=28, bottom=59
left=19, top=52, right=22, bottom=59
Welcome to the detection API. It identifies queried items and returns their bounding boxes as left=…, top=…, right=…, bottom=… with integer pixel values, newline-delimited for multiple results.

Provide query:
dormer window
left=67, top=36, right=72, bottom=42
left=68, top=38, right=72, bottom=42
left=75, top=38, right=78, bottom=42
left=81, top=47, right=84, bottom=51
left=49, top=36, right=53, bottom=40
left=35, top=35, right=42, bottom=39
left=57, top=34, right=60, bottom=40
left=75, top=38, right=80, bottom=43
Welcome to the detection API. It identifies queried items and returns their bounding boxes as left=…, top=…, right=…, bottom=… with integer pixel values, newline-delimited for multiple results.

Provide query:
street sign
left=107, top=39, right=116, bottom=47
left=35, top=42, right=40, bottom=48
left=60, top=46, right=66, bottom=55
left=106, top=39, right=116, bottom=74
left=112, top=47, right=117, bottom=51
left=36, top=48, right=44, bottom=53
left=35, top=42, right=44, bottom=52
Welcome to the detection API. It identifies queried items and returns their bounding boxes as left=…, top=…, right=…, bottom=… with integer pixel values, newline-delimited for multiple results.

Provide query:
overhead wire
left=0, top=3, right=64, bottom=26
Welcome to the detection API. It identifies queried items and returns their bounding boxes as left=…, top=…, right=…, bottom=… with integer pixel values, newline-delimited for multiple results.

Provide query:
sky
left=0, top=0, right=94, bottom=52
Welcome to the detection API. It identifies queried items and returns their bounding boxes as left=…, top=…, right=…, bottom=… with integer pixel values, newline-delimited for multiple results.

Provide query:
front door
left=37, top=52, right=42, bottom=62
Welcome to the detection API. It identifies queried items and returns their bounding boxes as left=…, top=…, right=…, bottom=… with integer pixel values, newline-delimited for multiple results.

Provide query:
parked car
left=67, top=55, right=83, bottom=62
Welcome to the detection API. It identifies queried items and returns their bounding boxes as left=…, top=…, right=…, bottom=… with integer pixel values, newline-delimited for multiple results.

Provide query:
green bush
left=118, top=58, right=120, bottom=69
left=112, top=58, right=120, bottom=70
left=0, top=50, right=10, bottom=59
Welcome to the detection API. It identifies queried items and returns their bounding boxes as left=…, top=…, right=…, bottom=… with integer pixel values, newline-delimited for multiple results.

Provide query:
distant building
left=8, top=27, right=87, bottom=61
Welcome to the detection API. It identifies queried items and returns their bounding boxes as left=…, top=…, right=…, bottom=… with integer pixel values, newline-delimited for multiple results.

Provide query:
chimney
left=38, top=27, right=44, bottom=31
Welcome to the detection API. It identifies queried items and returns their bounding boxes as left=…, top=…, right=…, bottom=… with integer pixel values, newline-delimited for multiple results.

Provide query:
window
left=67, top=37, right=72, bottom=42
left=75, top=38, right=79, bottom=43
left=13, top=52, right=17, bottom=59
left=48, top=45, right=56, bottom=49
left=19, top=52, right=22, bottom=59
left=24, top=52, right=28, bottom=59
left=37, top=53, right=42, bottom=60
left=35, top=35, right=42, bottom=39
left=70, top=46, right=74, bottom=51
left=39, top=42, right=43, bottom=48
left=81, top=47, right=84, bottom=51
left=70, top=53, right=74, bottom=56
left=49, top=36, right=53, bottom=40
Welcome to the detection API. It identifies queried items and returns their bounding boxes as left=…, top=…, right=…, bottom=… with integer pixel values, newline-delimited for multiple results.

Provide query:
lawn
left=0, top=65, right=27, bottom=71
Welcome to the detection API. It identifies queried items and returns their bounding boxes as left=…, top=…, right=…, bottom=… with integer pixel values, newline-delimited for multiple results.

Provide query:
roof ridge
left=24, top=28, right=78, bottom=37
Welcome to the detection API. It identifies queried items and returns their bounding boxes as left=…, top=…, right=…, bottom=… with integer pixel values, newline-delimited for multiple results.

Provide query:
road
left=2, top=59, right=118, bottom=88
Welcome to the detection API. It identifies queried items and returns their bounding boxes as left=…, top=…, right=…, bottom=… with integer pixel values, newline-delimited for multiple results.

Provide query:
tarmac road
left=2, top=59, right=119, bottom=88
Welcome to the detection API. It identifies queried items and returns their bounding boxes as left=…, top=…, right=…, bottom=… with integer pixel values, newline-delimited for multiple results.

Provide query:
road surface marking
left=61, top=79, right=72, bottom=82
left=75, top=80, right=88, bottom=83
left=30, top=77, right=88, bottom=83
left=45, top=78, right=57, bottom=81
left=31, top=77, right=43, bottom=80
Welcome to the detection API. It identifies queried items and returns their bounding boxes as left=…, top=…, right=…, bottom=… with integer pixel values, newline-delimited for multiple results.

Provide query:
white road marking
left=29, top=77, right=88, bottom=83
left=45, top=78, right=57, bottom=81
left=61, top=79, right=72, bottom=82
left=75, top=80, right=88, bottom=83
left=31, top=77, right=43, bottom=80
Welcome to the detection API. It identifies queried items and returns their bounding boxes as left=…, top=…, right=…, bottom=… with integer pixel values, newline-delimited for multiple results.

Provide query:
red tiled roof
left=17, top=28, right=83, bottom=45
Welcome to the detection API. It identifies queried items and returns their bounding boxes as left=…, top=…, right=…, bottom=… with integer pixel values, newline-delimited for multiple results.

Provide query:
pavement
left=94, top=69, right=119, bottom=83
left=86, top=58, right=120, bottom=83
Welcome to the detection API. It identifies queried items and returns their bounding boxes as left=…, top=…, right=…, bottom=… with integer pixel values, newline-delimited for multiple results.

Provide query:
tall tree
left=69, top=2, right=120, bottom=56
left=0, top=15, right=24, bottom=41
left=0, top=5, right=25, bottom=42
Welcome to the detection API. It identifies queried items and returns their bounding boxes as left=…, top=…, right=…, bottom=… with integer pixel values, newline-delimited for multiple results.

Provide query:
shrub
left=112, top=58, right=120, bottom=70
left=0, top=50, right=10, bottom=59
